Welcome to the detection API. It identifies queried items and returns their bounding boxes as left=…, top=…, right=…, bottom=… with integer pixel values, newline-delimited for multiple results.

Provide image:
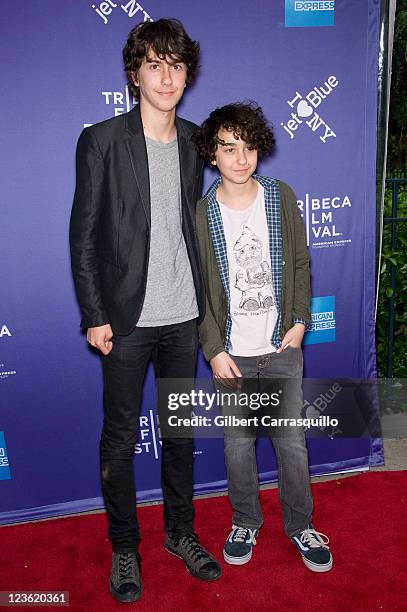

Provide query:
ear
left=211, top=160, right=217, bottom=166
left=130, top=70, right=139, bottom=87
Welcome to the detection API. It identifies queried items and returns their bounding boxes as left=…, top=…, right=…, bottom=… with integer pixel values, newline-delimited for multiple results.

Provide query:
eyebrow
left=217, top=139, right=238, bottom=147
left=146, top=57, right=182, bottom=65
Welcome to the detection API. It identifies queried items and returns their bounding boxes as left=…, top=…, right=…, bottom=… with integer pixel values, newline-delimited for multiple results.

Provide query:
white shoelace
left=299, top=528, right=330, bottom=549
left=230, top=525, right=257, bottom=545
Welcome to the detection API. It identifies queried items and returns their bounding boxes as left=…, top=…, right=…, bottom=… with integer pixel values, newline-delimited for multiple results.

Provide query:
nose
left=161, top=64, right=173, bottom=86
left=236, top=149, right=248, bottom=166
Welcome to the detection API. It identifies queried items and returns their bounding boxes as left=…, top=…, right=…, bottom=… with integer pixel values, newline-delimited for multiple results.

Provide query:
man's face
left=213, top=128, right=258, bottom=186
left=133, top=50, right=187, bottom=113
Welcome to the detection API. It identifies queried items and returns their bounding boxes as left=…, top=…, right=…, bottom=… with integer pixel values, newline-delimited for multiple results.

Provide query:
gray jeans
left=222, top=347, right=313, bottom=538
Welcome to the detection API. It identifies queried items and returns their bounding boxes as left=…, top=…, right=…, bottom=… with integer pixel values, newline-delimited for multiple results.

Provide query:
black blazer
left=69, top=104, right=205, bottom=334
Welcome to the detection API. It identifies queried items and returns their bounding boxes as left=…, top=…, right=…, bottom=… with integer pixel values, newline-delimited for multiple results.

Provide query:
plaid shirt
left=205, top=175, right=306, bottom=351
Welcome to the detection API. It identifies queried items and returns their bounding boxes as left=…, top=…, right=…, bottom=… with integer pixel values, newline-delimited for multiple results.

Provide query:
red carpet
left=1, top=471, right=406, bottom=611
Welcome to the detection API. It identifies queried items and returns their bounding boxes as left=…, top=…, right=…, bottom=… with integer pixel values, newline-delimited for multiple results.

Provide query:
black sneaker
left=291, top=525, right=333, bottom=572
left=223, top=525, right=258, bottom=565
left=109, top=551, right=142, bottom=603
left=165, top=533, right=221, bottom=581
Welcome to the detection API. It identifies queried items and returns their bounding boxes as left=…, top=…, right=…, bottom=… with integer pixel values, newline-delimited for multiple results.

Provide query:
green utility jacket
left=196, top=179, right=311, bottom=362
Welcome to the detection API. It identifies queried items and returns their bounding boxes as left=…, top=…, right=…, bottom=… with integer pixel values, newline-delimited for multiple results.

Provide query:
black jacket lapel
left=124, top=105, right=151, bottom=228
left=124, top=109, right=198, bottom=229
left=176, top=117, right=197, bottom=217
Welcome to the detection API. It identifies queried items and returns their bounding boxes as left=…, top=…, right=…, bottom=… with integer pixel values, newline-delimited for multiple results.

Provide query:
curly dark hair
left=123, top=18, right=200, bottom=99
left=194, top=102, right=275, bottom=164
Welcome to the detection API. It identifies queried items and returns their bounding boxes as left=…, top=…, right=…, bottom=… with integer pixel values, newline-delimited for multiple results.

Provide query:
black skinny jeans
left=100, top=319, right=198, bottom=553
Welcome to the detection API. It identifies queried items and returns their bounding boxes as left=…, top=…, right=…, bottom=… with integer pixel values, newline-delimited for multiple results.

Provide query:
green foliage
left=387, top=0, right=407, bottom=167
left=376, top=181, right=407, bottom=376
left=377, top=5, right=407, bottom=376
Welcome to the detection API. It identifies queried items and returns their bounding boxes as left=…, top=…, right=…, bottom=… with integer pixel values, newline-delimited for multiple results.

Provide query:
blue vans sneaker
left=291, top=525, right=333, bottom=572
left=223, top=525, right=258, bottom=565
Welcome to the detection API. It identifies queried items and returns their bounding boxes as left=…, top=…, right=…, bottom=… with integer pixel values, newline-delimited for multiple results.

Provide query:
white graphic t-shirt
left=219, top=184, right=278, bottom=356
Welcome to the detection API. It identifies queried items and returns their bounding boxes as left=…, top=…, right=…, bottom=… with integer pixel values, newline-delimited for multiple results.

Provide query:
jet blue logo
left=0, top=432, right=11, bottom=480
left=285, top=1, right=335, bottom=28
left=303, top=296, right=336, bottom=345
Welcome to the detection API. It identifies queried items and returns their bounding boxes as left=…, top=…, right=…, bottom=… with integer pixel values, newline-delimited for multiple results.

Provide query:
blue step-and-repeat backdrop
left=0, top=0, right=381, bottom=522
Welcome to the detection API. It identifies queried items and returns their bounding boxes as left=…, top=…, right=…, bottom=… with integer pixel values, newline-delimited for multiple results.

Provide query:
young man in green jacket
left=194, top=102, right=333, bottom=572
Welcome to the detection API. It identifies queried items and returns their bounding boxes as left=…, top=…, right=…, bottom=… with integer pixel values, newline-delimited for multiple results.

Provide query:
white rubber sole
left=302, top=554, right=333, bottom=572
left=223, top=548, right=253, bottom=565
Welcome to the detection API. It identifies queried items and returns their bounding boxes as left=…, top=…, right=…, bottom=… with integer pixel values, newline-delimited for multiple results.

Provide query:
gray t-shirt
left=137, top=136, right=198, bottom=326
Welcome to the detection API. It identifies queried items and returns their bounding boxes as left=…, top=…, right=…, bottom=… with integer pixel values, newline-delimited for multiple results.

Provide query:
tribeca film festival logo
left=297, top=192, right=352, bottom=249
left=285, top=0, right=335, bottom=28
left=91, top=0, right=153, bottom=25
left=281, top=76, right=339, bottom=144
left=133, top=411, right=203, bottom=459
left=84, top=86, right=137, bottom=128
left=134, top=411, right=161, bottom=458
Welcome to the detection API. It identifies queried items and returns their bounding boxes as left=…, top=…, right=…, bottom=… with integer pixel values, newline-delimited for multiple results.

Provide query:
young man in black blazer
left=70, top=19, right=220, bottom=604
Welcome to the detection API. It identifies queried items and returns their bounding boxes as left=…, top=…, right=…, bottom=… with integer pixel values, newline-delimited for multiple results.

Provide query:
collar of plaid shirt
left=204, top=174, right=283, bottom=350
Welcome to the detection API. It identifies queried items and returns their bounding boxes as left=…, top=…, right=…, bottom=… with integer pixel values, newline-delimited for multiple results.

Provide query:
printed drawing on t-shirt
left=233, top=225, right=274, bottom=311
